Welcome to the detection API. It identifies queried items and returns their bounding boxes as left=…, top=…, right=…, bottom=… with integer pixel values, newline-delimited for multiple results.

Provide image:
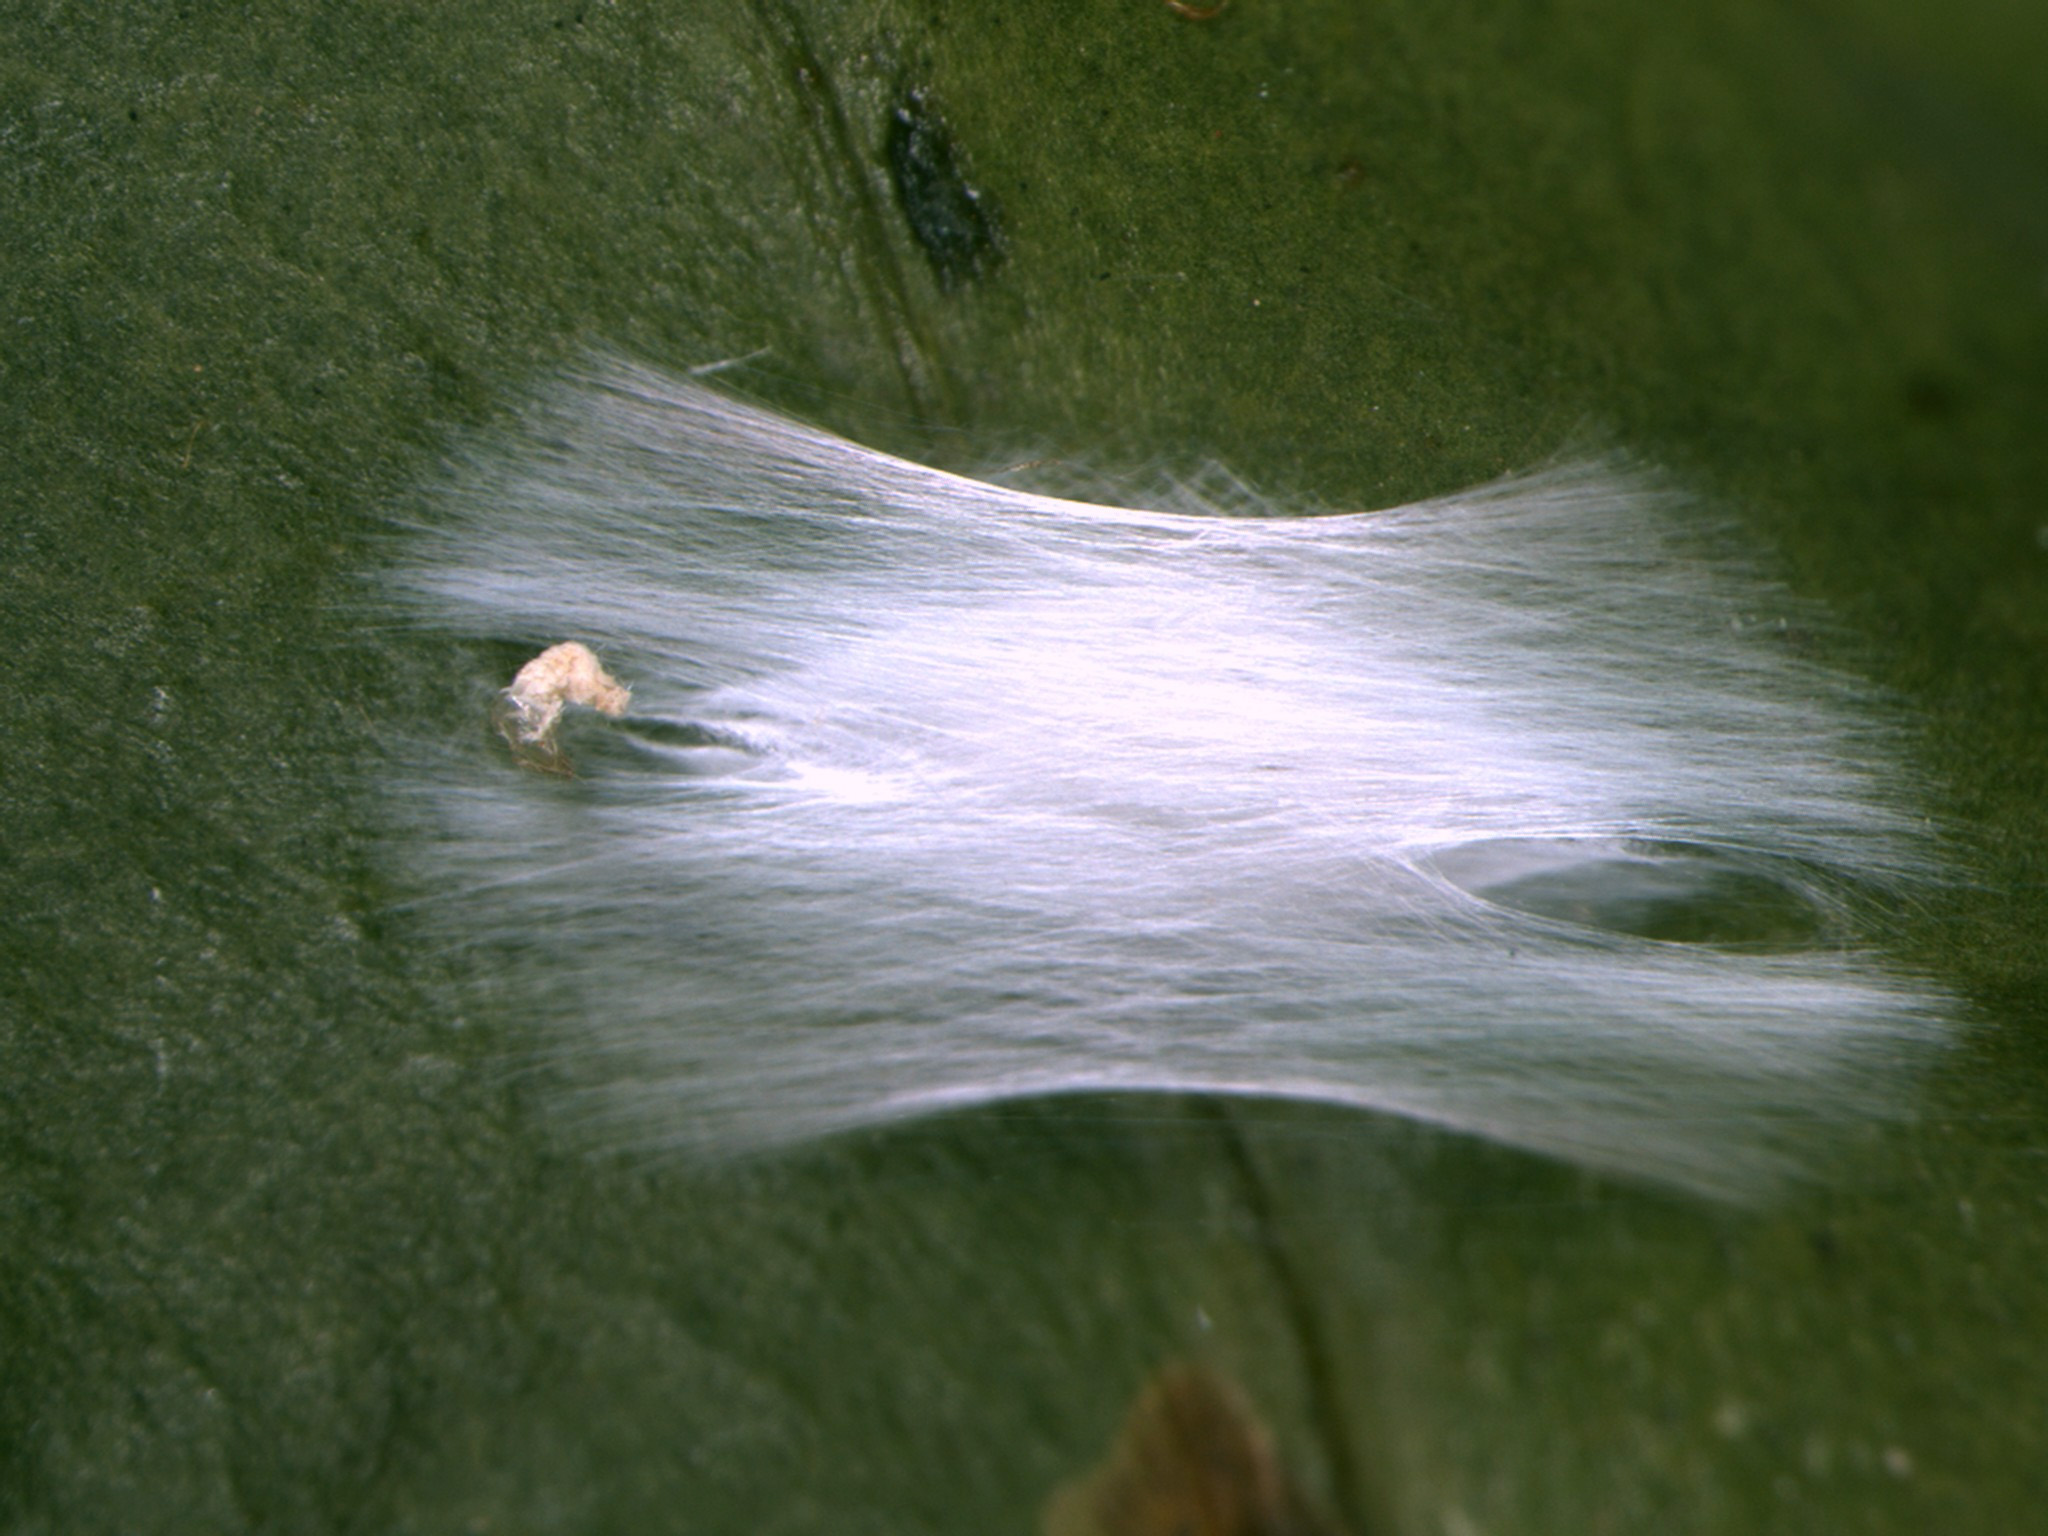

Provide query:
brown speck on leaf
left=1043, top=1364, right=1346, bottom=1536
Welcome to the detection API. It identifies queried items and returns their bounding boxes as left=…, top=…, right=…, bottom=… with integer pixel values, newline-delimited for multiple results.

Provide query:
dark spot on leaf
left=1902, top=369, right=1960, bottom=420
left=886, top=87, right=1004, bottom=292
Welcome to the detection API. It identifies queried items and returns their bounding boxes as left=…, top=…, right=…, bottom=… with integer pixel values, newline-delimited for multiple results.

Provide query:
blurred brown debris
left=1043, top=1364, right=1348, bottom=1536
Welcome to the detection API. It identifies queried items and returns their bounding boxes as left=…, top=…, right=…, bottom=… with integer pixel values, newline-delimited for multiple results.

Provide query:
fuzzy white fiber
left=385, top=357, right=1951, bottom=1199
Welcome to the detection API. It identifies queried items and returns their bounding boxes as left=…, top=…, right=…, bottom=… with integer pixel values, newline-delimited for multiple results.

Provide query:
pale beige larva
left=498, top=642, right=630, bottom=766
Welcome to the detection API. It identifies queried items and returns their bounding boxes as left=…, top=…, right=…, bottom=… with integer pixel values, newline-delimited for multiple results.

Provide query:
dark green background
left=4, top=1, right=2045, bottom=1530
